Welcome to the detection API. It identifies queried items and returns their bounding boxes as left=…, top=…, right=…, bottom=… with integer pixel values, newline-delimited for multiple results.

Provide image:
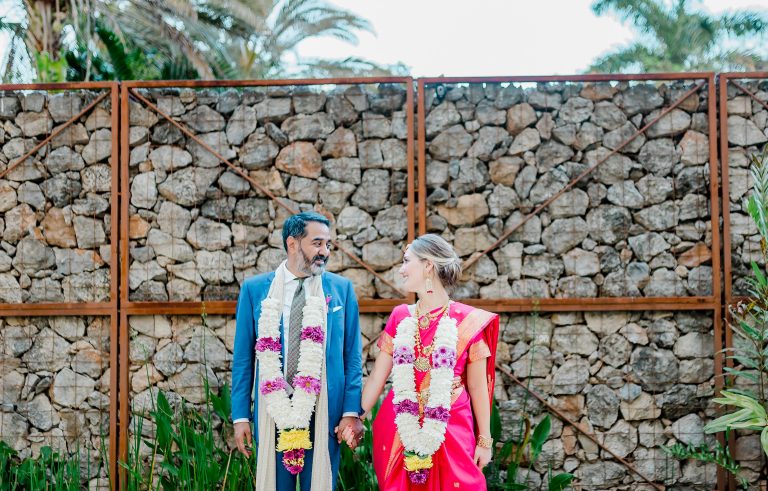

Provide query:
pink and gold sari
left=372, top=302, right=500, bottom=490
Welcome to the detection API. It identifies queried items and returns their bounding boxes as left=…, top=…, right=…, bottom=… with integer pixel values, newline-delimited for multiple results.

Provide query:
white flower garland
left=391, top=311, right=459, bottom=458
left=256, top=295, right=326, bottom=430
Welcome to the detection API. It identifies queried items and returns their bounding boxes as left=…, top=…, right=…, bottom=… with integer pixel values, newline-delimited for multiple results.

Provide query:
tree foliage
left=589, top=0, right=768, bottom=72
left=1, top=0, right=405, bottom=82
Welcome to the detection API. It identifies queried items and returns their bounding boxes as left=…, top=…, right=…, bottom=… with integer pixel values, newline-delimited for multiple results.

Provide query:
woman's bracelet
left=477, top=434, right=493, bottom=449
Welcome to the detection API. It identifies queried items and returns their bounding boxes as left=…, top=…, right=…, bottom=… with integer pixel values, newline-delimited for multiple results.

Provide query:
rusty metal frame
left=719, top=72, right=768, bottom=308
left=417, top=74, right=720, bottom=313
left=0, top=81, right=120, bottom=488
left=418, top=73, right=724, bottom=490
left=718, top=72, right=768, bottom=491
left=119, top=78, right=416, bottom=318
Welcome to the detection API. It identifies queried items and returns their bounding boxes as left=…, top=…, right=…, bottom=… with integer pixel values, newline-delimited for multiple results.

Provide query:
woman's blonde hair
left=408, top=234, right=462, bottom=290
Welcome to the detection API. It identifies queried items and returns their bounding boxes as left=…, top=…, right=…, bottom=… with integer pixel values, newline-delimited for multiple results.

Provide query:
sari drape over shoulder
left=372, top=302, right=500, bottom=490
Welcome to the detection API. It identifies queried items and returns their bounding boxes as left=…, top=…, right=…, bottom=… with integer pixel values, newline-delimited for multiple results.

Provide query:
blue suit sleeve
left=341, top=280, right=363, bottom=415
left=231, top=281, right=256, bottom=421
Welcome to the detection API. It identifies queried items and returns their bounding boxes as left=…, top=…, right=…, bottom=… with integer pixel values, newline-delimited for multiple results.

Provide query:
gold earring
left=426, top=277, right=433, bottom=294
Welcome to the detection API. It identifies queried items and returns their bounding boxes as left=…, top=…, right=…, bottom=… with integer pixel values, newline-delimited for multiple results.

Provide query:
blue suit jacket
left=230, top=271, right=363, bottom=441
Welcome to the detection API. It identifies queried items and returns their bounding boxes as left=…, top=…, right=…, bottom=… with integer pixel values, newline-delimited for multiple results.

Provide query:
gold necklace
left=414, top=302, right=449, bottom=330
left=411, top=302, right=449, bottom=372
left=413, top=331, right=433, bottom=372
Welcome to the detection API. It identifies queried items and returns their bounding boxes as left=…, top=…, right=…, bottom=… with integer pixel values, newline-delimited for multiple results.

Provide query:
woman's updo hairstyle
left=409, top=234, right=463, bottom=291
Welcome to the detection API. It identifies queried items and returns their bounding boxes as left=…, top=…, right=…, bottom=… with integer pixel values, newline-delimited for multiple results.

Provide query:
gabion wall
left=125, top=84, right=410, bottom=302
left=124, top=310, right=721, bottom=489
left=3, top=77, right=762, bottom=489
left=0, top=90, right=114, bottom=303
left=495, top=310, right=718, bottom=488
left=0, top=315, right=111, bottom=487
left=421, top=81, right=714, bottom=300
left=724, top=80, right=768, bottom=297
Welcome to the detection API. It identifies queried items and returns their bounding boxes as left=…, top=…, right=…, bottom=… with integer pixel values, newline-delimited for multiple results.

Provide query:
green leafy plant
left=484, top=405, right=573, bottom=490
left=121, top=313, right=255, bottom=490
left=338, top=402, right=380, bottom=491
left=672, top=145, right=768, bottom=483
left=120, top=381, right=255, bottom=491
left=0, top=442, right=91, bottom=490
left=662, top=438, right=748, bottom=488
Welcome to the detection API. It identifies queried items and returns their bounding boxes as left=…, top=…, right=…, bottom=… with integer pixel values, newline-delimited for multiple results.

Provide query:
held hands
left=334, top=416, right=365, bottom=449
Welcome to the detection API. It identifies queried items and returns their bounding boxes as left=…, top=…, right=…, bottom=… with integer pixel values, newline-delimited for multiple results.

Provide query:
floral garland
left=255, top=294, right=326, bottom=475
left=391, top=309, right=459, bottom=484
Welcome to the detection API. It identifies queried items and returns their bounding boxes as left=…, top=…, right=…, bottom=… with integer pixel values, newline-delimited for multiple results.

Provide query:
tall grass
left=0, top=442, right=86, bottom=490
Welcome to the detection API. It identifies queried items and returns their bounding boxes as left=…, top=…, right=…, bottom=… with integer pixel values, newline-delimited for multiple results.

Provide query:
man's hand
left=234, top=421, right=253, bottom=457
left=334, top=416, right=365, bottom=448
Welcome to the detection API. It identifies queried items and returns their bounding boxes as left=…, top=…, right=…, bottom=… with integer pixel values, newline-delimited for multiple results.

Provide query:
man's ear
left=286, top=236, right=297, bottom=252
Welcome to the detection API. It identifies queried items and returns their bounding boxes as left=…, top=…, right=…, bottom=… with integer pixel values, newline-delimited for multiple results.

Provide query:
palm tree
left=589, top=0, right=768, bottom=72
left=1, top=0, right=395, bottom=81
left=0, top=0, right=70, bottom=82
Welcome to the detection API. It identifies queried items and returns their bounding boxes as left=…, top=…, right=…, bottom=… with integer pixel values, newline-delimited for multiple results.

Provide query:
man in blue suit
left=231, top=211, right=365, bottom=490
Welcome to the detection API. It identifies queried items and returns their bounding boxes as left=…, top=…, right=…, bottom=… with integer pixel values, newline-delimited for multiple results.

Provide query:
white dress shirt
left=233, top=269, right=357, bottom=424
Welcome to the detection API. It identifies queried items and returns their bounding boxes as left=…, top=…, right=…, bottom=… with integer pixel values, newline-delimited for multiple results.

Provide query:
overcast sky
left=294, top=0, right=768, bottom=76
left=1, top=0, right=766, bottom=79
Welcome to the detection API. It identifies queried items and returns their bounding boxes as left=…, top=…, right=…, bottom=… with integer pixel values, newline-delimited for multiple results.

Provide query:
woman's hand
left=474, top=445, right=492, bottom=469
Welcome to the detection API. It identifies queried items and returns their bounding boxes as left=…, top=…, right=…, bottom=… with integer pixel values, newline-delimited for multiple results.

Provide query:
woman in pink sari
left=341, top=234, right=499, bottom=490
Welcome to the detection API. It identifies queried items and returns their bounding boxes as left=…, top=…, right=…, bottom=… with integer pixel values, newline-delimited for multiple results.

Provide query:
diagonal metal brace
left=128, top=88, right=406, bottom=296
left=497, top=363, right=666, bottom=490
left=0, top=90, right=111, bottom=181
left=464, top=81, right=707, bottom=271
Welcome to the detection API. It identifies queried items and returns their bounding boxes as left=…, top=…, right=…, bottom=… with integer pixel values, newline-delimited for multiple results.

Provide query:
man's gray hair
left=282, top=212, right=331, bottom=250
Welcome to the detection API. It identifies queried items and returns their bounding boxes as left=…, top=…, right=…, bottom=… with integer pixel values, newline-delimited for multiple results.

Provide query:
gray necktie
left=286, top=278, right=305, bottom=384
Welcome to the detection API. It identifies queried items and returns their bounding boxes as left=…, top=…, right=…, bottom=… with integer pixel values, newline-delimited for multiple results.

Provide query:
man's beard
left=299, top=249, right=328, bottom=276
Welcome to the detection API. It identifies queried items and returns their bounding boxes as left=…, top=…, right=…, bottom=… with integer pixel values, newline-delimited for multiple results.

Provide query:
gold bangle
left=477, top=434, right=493, bottom=449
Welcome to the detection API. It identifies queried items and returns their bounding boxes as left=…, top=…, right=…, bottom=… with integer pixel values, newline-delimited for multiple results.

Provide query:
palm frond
left=587, top=43, right=661, bottom=73
left=590, top=0, right=768, bottom=73
left=205, top=0, right=270, bottom=32
left=94, top=23, right=136, bottom=80
left=296, top=56, right=409, bottom=78
left=592, top=0, right=672, bottom=37
left=718, top=11, right=768, bottom=37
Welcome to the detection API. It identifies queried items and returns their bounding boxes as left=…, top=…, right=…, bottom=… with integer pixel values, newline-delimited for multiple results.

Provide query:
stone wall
left=723, top=80, right=768, bottom=297
left=0, top=90, right=114, bottom=303
left=721, top=81, right=768, bottom=486
left=126, top=85, right=410, bottom=302
left=0, top=315, right=111, bottom=486
left=0, top=79, right=760, bottom=489
left=496, top=310, right=718, bottom=488
left=124, top=309, right=721, bottom=488
left=422, top=81, right=714, bottom=300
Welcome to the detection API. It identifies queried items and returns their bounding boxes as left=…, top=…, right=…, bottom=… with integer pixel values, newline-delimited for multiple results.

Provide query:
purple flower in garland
left=260, top=377, right=288, bottom=395
left=395, top=399, right=420, bottom=416
left=282, top=447, right=306, bottom=474
left=393, top=345, right=415, bottom=365
left=408, top=469, right=429, bottom=484
left=293, top=375, right=322, bottom=395
left=283, top=448, right=305, bottom=461
left=286, top=464, right=303, bottom=475
left=432, top=348, right=456, bottom=369
left=423, top=406, right=450, bottom=423
left=255, top=337, right=282, bottom=352
left=300, top=326, right=325, bottom=344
